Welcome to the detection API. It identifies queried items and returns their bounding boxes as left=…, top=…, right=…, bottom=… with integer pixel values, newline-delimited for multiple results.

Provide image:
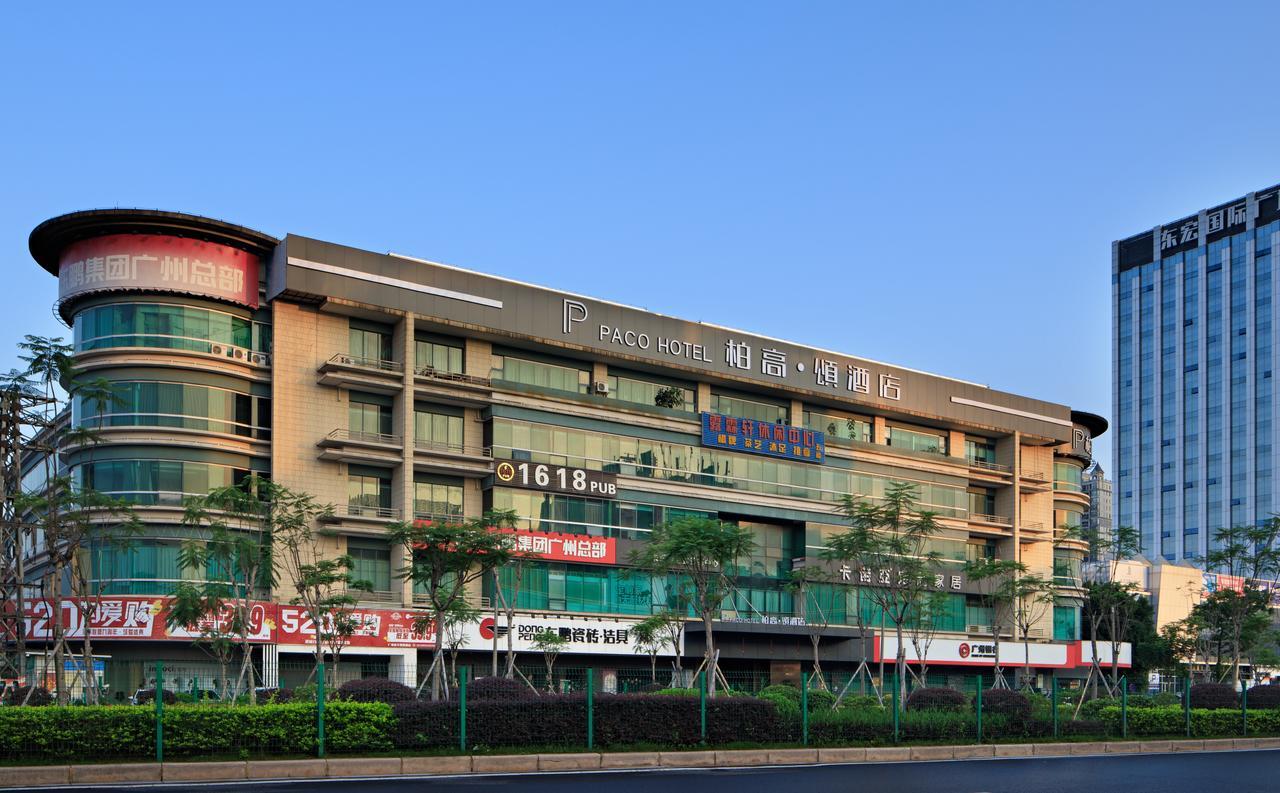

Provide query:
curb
left=6, top=739, right=1280, bottom=787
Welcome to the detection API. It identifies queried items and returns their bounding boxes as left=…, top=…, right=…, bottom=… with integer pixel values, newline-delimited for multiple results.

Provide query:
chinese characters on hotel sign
left=58, top=233, right=260, bottom=308
left=496, top=528, right=617, bottom=565
left=700, top=412, right=825, bottom=463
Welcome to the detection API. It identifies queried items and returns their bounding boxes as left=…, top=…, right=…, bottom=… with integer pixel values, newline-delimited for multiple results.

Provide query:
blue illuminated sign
left=700, top=412, right=825, bottom=463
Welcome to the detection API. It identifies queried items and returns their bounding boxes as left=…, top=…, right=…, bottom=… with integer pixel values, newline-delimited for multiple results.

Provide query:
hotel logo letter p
left=562, top=299, right=588, bottom=334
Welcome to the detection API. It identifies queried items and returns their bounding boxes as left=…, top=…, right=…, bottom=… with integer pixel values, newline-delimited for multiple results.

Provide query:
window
left=1054, top=461, right=1084, bottom=492
left=73, top=381, right=271, bottom=440
left=491, top=353, right=590, bottom=394
left=415, top=337, right=463, bottom=374
left=965, top=438, right=997, bottom=465
left=348, top=539, right=392, bottom=592
left=1053, top=551, right=1082, bottom=586
left=348, top=468, right=391, bottom=515
left=735, top=522, right=795, bottom=579
left=487, top=561, right=662, bottom=616
left=414, top=477, right=463, bottom=518
left=414, top=406, right=464, bottom=451
left=967, top=488, right=996, bottom=518
left=349, top=394, right=393, bottom=437
left=606, top=372, right=695, bottom=413
left=887, top=425, right=947, bottom=455
left=710, top=393, right=788, bottom=424
left=491, top=487, right=714, bottom=541
left=1053, top=602, right=1080, bottom=641
left=76, top=460, right=252, bottom=505
left=802, top=409, right=871, bottom=443
left=349, top=323, right=392, bottom=364
left=73, top=302, right=270, bottom=354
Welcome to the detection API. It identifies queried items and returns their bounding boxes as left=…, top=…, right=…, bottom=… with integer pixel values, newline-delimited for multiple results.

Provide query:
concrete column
left=948, top=430, right=965, bottom=459
left=873, top=416, right=889, bottom=445
left=789, top=399, right=803, bottom=425
left=696, top=382, right=712, bottom=414
left=466, top=338, right=492, bottom=379
left=388, top=649, right=418, bottom=688
left=398, top=314, right=416, bottom=607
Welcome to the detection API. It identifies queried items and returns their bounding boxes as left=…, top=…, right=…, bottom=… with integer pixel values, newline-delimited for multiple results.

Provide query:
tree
left=909, top=589, right=951, bottom=685
left=489, top=538, right=533, bottom=679
left=785, top=565, right=835, bottom=690
left=629, top=517, right=755, bottom=698
left=1202, top=521, right=1280, bottom=684
left=532, top=629, right=567, bottom=693
left=828, top=482, right=944, bottom=711
left=653, top=386, right=685, bottom=410
left=388, top=510, right=518, bottom=700
left=632, top=612, right=676, bottom=684
left=819, top=514, right=880, bottom=700
left=963, top=557, right=1025, bottom=689
left=169, top=477, right=276, bottom=703
left=1008, top=572, right=1055, bottom=690
left=267, top=480, right=368, bottom=681
left=442, top=600, right=481, bottom=691
left=1080, top=524, right=1141, bottom=697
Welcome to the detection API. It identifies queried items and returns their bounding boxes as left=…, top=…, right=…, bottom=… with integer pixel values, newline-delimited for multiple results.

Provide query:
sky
left=4, top=2, right=1280, bottom=471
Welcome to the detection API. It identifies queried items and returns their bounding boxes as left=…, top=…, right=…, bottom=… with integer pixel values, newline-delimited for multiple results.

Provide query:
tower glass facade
left=1114, top=185, right=1280, bottom=563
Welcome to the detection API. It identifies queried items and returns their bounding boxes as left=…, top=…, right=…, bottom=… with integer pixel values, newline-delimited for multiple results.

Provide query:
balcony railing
left=328, top=503, right=402, bottom=521
left=326, top=353, right=404, bottom=373
left=1019, top=469, right=1048, bottom=481
left=969, top=513, right=1011, bottom=525
left=966, top=457, right=1011, bottom=473
left=413, top=438, right=492, bottom=457
left=1021, top=521, right=1047, bottom=532
left=411, top=511, right=466, bottom=525
left=326, top=428, right=403, bottom=446
left=414, top=366, right=491, bottom=387
left=354, top=590, right=401, bottom=605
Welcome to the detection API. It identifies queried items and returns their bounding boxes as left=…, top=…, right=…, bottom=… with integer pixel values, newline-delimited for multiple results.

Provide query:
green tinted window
left=415, top=339, right=464, bottom=374
left=710, top=393, right=788, bottom=424
left=77, top=460, right=250, bottom=505
left=74, top=303, right=268, bottom=353
left=73, top=381, right=269, bottom=440
left=491, top=354, right=590, bottom=394
left=803, top=410, right=871, bottom=442
left=415, top=410, right=464, bottom=450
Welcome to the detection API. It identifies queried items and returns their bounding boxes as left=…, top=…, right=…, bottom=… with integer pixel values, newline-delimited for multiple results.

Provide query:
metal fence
left=0, top=663, right=1276, bottom=765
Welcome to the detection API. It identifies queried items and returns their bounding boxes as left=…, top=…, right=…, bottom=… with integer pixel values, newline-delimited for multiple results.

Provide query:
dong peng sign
left=495, top=461, right=618, bottom=498
left=58, top=233, right=260, bottom=309
left=701, top=412, right=825, bottom=463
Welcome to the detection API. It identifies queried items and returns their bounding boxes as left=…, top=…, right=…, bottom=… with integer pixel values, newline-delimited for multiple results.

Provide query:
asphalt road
left=16, top=750, right=1277, bottom=793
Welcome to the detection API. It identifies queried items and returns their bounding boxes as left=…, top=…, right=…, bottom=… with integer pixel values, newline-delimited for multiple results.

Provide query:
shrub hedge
left=905, top=687, right=967, bottom=712
left=0, top=702, right=394, bottom=761
left=336, top=677, right=416, bottom=704
left=1097, top=705, right=1280, bottom=737
left=2, top=686, right=51, bottom=706
left=468, top=676, right=536, bottom=701
left=977, top=689, right=1031, bottom=721
left=1189, top=683, right=1238, bottom=710
left=391, top=693, right=780, bottom=749
left=1244, top=685, right=1280, bottom=709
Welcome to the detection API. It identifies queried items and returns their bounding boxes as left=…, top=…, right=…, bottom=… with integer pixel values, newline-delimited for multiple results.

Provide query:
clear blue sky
left=4, top=2, right=1280, bottom=469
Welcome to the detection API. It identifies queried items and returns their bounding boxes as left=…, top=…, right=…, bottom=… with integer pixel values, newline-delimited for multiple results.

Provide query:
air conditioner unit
left=593, top=381, right=610, bottom=395
left=248, top=352, right=270, bottom=367
left=230, top=346, right=246, bottom=360
left=209, top=343, right=227, bottom=357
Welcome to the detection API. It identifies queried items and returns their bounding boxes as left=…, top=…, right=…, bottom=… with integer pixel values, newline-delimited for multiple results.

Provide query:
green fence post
left=1121, top=676, right=1128, bottom=739
left=801, top=672, right=809, bottom=747
left=892, top=675, right=900, bottom=744
left=1185, top=675, right=1192, bottom=738
left=1242, top=682, right=1248, bottom=737
left=975, top=677, right=983, bottom=744
left=698, top=671, right=707, bottom=743
left=317, top=662, right=326, bottom=759
left=460, top=666, right=468, bottom=753
left=1051, top=676, right=1059, bottom=739
left=586, top=668, right=594, bottom=750
left=155, top=662, right=164, bottom=763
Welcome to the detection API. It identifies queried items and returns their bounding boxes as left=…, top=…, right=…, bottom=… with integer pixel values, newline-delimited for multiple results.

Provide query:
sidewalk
left=7, top=738, right=1280, bottom=787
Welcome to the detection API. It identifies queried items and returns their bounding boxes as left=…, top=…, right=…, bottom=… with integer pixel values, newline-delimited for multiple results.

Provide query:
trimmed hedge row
left=0, top=702, right=394, bottom=761
left=1097, top=706, right=1280, bottom=737
left=392, top=694, right=782, bottom=749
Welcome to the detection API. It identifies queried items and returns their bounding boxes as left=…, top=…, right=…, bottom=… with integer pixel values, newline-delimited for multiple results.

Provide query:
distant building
left=1081, top=463, right=1113, bottom=560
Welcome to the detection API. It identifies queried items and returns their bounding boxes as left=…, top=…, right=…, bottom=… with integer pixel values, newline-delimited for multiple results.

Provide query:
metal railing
left=411, top=511, right=466, bottom=525
left=327, top=503, right=402, bottom=520
left=969, top=513, right=1010, bottom=525
left=1019, top=469, right=1048, bottom=481
left=1021, top=521, right=1047, bottom=532
left=326, top=428, right=403, bottom=446
left=966, top=458, right=1010, bottom=473
left=353, top=589, right=400, bottom=604
left=413, top=438, right=492, bottom=457
left=326, top=353, right=404, bottom=373
left=414, top=366, right=491, bottom=387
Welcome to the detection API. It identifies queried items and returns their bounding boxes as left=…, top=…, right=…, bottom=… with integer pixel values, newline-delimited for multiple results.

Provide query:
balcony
left=966, top=624, right=1013, bottom=638
left=1018, top=468, right=1052, bottom=492
left=966, top=457, right=1011, bottom=474
left=1018, top=520, right=1053, bottom=542
left=412, top=366, right=493, bottom=407
left=411, top=510, right=466, bottom=526
left=969, top=512, right=1011, bottom=526
left=353, top=589, right=402, bottom=606
left=318, top=503, right=403, bottom=536
left=318, top=428, right=404, bottom=466
left=412, top=438, right=494, bottom=477
left=318, top=353, right=404, bottom=394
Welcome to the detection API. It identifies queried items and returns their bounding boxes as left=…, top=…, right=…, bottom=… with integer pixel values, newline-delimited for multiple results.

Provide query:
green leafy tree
left=629, top=517, right=756, bottom=697
left=632, top=612, right=677, bottom=684
left=819, top=511, right=880, bottom=699
left=963, top=557, right=1025, bottom=688
left=168, top=477, right=275, bottom=703
left=387, top=510, right=518, bottom=700
left=827, top=482, right=944, bottom=711
left=1201, top=521, right=1280, bottom=684
left=442, top=599, right=481, bottom=691
left=1080, top=524, right=1141, bottom=696
left=532, top=628, right=568, bottom=693
left=653, top=386, right=685, bottom=410
left=267, top=480, right=368, bottom=681
left=785, top=565, right=835, bottom=690
left=1008, top=572, right=1055, bottom=690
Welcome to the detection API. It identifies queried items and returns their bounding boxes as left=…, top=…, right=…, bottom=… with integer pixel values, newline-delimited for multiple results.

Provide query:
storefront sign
left=25, top=597, right=437, bottom=649
left=462, top=614, right=677, bottom=656
left=879, top=637, right=1132, bottom=668
left=496, top=528, right=617, bottom=564
left=495, top=461, right=618, bottom=498
left=58, top=233, right=259, bottom=308
left=701, top=412, right=825, bottom=463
